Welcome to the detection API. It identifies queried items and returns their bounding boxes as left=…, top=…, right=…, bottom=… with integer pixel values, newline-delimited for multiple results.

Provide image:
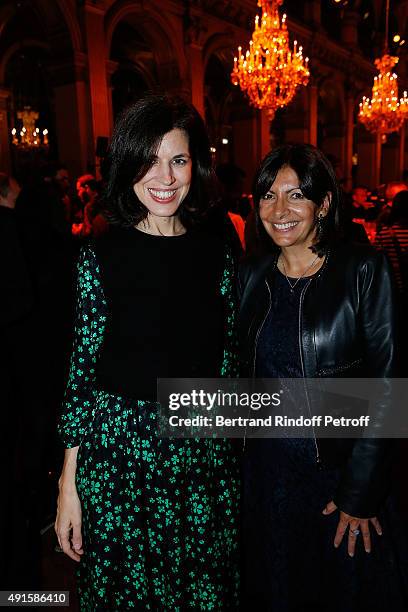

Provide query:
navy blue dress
left=242, top=270, right=408, bottom=612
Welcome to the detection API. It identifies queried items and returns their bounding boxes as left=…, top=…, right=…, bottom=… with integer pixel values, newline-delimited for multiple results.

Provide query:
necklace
left=136, top=221, right=186, bottom=237
left=280, top=254, right=320, bottom=293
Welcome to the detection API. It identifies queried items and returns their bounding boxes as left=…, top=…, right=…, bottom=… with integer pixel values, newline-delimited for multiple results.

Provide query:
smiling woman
left=55, top=94, right=239, bottom=610
left=238, top=144, right=408, bottom=611
left=101, top=95, right=217, bottom=233
left=132, top=128, right=192, bottom=230
left=259, top=165, right=329, bottom=264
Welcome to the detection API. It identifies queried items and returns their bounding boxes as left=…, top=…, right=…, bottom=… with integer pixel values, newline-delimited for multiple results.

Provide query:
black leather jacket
left=238, top=242, right=397, bottom=517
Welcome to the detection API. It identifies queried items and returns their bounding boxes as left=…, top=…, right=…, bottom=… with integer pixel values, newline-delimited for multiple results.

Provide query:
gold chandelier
left=11, top=107, right=49, bottom=149
left=358, top=55, right=408, bottom=134
left=358, top=0, right=408, bottom=135
left=231, top=0, right=309, bottom=120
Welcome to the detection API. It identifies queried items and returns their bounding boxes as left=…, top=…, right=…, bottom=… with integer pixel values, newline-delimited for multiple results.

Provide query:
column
left=258, top=109, right=271, bottom=159
left=340, top=9, right=360, bottom=50
left=308, top=84, right=318, bottom=146
left=106, top=60, right=118, bottom=135
left=0, top=88, right=11, bottom=174
left=399, top=123, right=406, bottom=177
left=83, top=0, right=111, bottom=157
left=382, top=132, right=401, bottom=183
left=232, top=113, right=260, bottom=193
left=52, top=54, right=94, bottom=179
left=344, top=93, right=355, bottom=191
left=304, top=0, right=321, bottom=27
left=374, top=133, right=382, bottom=187
left=188, top=44, right=205, bottom=118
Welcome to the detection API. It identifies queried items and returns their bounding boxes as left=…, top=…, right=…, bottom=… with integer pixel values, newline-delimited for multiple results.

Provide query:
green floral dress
left=58, top=243, right=240, bottom=611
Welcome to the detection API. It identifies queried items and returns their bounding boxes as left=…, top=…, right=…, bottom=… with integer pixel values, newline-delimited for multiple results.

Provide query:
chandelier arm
left=384, top=0, right=390, bottom=54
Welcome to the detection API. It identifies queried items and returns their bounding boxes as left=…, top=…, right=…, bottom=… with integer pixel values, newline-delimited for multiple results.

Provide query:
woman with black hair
left=55, top=95, right=239, bottom=610
left=238, top=144, right=407, bottom=611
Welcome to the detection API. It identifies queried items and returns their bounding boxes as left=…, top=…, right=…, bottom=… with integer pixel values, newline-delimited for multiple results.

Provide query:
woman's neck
left=279, top=245, right=323, bottom=277
left=135, top=214, right=186, bottom=237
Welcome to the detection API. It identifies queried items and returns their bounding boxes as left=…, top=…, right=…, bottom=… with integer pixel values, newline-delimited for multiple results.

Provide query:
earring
left=316, top=213, right=325, bottom=238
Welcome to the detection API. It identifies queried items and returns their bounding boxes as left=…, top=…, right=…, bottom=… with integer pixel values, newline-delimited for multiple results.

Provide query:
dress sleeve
left=58, top=244, right=108, bottom=448
left=219, top=246, right=240, bottom=377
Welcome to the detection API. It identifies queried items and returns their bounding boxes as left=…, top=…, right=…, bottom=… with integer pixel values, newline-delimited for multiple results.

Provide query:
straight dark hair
left=102, top=94, right=217, bottom=228
left=253, top=144, right=342, bottom=256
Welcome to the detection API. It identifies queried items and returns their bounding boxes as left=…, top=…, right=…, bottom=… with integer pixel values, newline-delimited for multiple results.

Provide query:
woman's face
left=259, top=165, right=328, bottom=250
left=133, top=128, right=192, bottom=218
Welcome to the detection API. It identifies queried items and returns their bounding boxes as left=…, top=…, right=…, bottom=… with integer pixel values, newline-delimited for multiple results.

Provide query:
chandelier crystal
left=231, top=0, right=310, bottom=120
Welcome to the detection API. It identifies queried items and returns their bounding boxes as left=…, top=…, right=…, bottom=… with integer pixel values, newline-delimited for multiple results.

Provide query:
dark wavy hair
left=102, top=94, right=217, bottom=228
left=252, top=143, right=342, bottom=256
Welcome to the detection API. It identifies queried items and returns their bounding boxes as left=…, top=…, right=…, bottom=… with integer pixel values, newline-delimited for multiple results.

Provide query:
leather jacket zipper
left=243, top=279, right=272, bottom=451
left=298, top=278, right=321, bottom=467
left=252, top=279, right=272, bottom=377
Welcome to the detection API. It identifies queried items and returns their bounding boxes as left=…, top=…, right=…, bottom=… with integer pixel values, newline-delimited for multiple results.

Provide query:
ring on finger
left=351, top=528, right=360, bottom=536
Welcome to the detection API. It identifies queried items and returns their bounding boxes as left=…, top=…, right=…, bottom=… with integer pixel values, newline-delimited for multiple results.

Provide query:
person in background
left=0, top=173, right=30, bottom=322
left=73, top=175, right=108, bottom=239
left=44, top=163, right=74, bottom=230
left=375, top=190, right=408, bottom=295
left=351, top=185, right=378, bottom=222
left=377, top=181, right=407, bottom=230
left=16, top=166, right=76, bottom=523
left=76, top=174, right=97, bottom=208
left=0, top=173, right=43, bottom=589
left=341, top=190, right=370, bottom=244
left=216, top=162, right=252, bottom=219
left=375, top=189, right=408, bottom=370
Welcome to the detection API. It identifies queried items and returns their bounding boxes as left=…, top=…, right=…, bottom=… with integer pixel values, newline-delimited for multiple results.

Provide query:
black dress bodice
left=94, top=226, right=225, bottom=400
left=255, top=269, right=308, bottom=379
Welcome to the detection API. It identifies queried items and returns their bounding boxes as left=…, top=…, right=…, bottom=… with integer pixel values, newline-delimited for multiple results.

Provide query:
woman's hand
left=55, top=482, right=84, bottom=562
left=55, top=447, right=83, bottom=562
left=322, top=500, right=382, bottom=557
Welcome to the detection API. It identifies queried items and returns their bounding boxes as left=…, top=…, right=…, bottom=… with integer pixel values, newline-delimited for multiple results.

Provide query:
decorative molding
left=183, top=13, right=207, bottom=46
left=188, top=0, right=253, bottom=29
left=48, top=51, right=89, bottom=86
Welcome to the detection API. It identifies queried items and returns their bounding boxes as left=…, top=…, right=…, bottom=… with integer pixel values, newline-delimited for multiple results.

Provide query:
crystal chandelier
left=358, top=0, right=408, bottom=135
left=10, top=107, right=49, bottom=148
left=231, top=0, right=310, bottom=120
